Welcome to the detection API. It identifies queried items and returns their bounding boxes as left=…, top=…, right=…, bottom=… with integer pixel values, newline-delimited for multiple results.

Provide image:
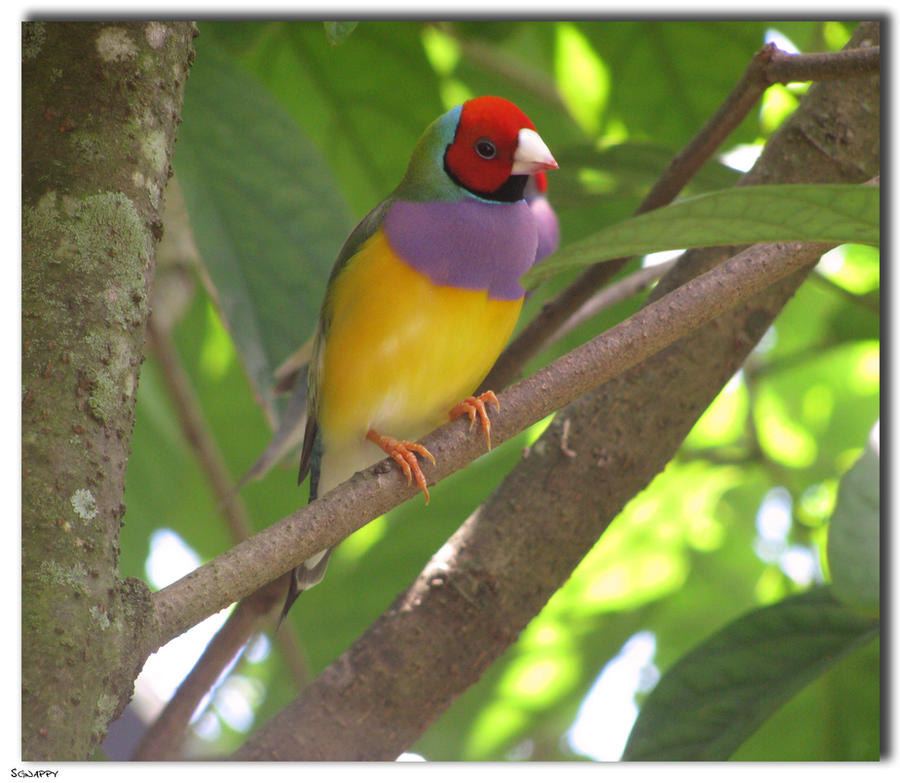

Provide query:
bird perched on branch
left=280, top=96, right=557, bottom=622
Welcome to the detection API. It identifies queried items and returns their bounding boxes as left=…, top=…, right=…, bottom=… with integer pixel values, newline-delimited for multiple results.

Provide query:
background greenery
left=115, top=20, right=879, bottom=761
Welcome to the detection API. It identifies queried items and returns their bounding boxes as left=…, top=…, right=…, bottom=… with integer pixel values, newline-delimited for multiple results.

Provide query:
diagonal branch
left=150, top=231, right=839, bottom=652
left=233, top=240, right=835, bottom=762
left=132, top=576, right=287, bottom=760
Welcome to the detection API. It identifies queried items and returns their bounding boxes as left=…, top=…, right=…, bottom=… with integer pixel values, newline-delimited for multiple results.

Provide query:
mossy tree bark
left=21, top=21, right=195, bottom=760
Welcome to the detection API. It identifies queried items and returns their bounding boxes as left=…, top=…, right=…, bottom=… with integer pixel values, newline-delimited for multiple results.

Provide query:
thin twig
left=554, top=259, right=678, bottom=341
left=142, top=319, right=310, bottom=758
left=132, top=577, right=291, bottom=760
left=764, top=46, right=880, bottom=83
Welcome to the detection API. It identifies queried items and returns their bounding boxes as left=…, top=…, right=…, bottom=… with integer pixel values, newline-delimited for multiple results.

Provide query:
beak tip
left=513, top=127, right=558, bottom=175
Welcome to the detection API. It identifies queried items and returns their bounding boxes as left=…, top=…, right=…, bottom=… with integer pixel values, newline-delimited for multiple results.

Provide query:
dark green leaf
left=828, top=427, right=880, bottom=613
left=622, top=588, right=879, bottom=761
left=209, top=21, right=444, bottom=215
left=524, top=184, right=879, bottom=287
left=174, top=36, right=353, bottom=418
left=731, top=637, right=879, bottom=760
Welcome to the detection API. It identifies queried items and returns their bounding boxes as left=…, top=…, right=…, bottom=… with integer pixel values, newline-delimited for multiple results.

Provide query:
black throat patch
left=443, top=146, right=529, bottom=203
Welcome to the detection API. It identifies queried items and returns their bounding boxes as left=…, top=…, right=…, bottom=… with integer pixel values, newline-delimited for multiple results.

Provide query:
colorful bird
left=239, top=167, right=559, bottom=491
left=280, top=96, right=557, bottom=621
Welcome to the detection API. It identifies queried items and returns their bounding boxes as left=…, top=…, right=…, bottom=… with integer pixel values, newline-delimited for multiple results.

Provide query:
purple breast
left=382, top=199, right=538, bottom=301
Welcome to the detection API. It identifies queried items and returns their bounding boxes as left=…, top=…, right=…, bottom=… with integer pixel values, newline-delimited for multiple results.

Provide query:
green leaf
left=523, top=184, right=880, bottom=288
left=210, top=21, right=445, bottom=216
left=174, top=36, right=353, bottom=419
left=827, top=424, right=880, bottom=613
left=584, top=22, right=773, bottom=145
left=622, top=588, right=879, bottom=761
left=323, top=21, right=358, bottom=46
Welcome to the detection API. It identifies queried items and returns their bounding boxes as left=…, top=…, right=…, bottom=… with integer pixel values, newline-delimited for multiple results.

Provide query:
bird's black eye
left=475, top=138, right=497, bottom=159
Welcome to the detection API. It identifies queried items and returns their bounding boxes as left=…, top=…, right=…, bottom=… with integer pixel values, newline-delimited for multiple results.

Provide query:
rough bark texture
left=233, top=22, right=879, bottom=761
left=21, top=21, right=195, bottom=760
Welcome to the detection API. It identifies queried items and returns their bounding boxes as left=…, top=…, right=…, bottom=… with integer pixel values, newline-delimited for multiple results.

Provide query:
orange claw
left=366, top=429, right=436, bottom=503
left=450, top=390, right=500, bottom=451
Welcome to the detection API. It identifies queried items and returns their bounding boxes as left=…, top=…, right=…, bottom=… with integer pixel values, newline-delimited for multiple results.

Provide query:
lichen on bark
left=21, top=21, right=196, bottom=760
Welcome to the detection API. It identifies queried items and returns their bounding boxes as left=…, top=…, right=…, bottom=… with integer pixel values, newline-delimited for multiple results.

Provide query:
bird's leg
left=366, top=430, right=436, bottom=503
left=450, top=390, right=500, bottom=451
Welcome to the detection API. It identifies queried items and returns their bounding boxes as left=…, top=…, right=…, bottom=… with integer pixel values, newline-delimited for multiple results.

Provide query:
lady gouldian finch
left=239, top=169, right=558, bottom=490
left=280, top=96, right=557, bottom=621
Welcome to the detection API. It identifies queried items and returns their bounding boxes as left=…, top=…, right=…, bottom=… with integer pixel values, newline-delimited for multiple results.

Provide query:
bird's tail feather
left=277, top=548, right=332, bottom=627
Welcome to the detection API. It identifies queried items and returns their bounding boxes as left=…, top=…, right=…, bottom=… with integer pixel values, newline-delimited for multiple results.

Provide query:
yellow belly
left=317, top=228, right=522, bottom=466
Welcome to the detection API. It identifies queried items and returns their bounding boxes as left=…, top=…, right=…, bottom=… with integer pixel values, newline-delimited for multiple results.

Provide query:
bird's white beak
left=512, top=127, right=558, bottom=175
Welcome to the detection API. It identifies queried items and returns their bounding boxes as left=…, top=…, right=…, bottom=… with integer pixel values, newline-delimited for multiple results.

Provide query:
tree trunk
left=21, top=21, right=195, bottom=760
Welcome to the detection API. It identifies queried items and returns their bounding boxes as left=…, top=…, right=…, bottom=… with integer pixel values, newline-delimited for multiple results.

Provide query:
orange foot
left=450, top=390, right=500, bottom=452
left=366, top=429, right=436, bottom=503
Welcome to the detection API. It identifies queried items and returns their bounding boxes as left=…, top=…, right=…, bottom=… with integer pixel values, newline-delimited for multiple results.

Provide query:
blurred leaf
left=762, top=258, right=878, bottom=359
left=207, top=21, right=445, bottom=215
left=622, top=588, right=878, bottom=761
left=554, top=22, right=609, bottom=135
left=827, top=426, right=880, bottom=613
left=587, top=141, right=741, bottom=193
left=323, top=21, right=358, bottom=46
left=524, top=184, right=879, bottom=287
left=818, top=243, right=880, bottom=295
left=581, top=21, right=772, bottom=146
left=683, top=373, right=749, bottom=450
left=753, top=340, right=878, bottom=483
left=120, top=356, right=224, bottom=579
left=174, top=35, right=353, bottom=420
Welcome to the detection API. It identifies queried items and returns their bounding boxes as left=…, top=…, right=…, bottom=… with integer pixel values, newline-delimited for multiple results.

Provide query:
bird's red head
left=445, top=96, right=557, bottom=199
